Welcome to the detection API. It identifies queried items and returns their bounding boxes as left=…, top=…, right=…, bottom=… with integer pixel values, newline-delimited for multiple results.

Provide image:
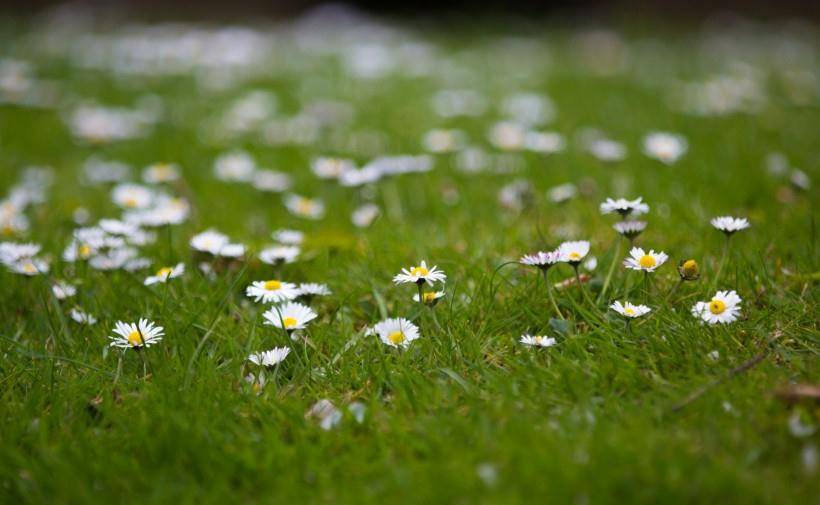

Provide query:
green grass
left=0, top=15, right=819, bottom=504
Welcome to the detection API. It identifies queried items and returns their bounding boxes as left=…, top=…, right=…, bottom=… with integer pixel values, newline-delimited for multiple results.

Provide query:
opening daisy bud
left=678, top=259, right=699, bottom=280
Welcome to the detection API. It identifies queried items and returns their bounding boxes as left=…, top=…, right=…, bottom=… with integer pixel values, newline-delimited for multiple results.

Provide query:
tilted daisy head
left=557, top=240, right=590, bottom=265
left=520, top=250, right=561, bottom=270
left=519, top=334, right=557, bottom=347
left=393, top=260, right=447, bottom=286
left=710, top=216, right=750, bottom=235
left=624, top=247, right=668, bottom=272
left=258, top=245, right=300, bottom=265
left=643, top=131, right=687, bottom=164
left=248, top=347, right=291, bottom=367
left=691, top=290, right=742, bottom=325
left=599, top=197, right=649, bottom=217
left=297, top=283, right=332, bottom=298
left=610, top=301, right=651, bottom=318
left=109, top=318, right=164, bottom=349
left=263, top=302, right=318, bottom=331
left=613, top=220, right=647, bottom=239
left=413, top=290, right=445, bottom=306
left=372, top=318, right=420, bottom=348
left=245, top=279, right=299, bottom=304
left=144, top=262, right=184, bottom=286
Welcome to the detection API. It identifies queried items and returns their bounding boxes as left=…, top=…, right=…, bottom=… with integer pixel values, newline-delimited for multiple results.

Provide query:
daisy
left=519, top=334, right=557, bottom=347
left=297, top=283, right=332, bottom=297
left=678, top=259, right=700, bottom=281
left=246, top=280, right=299, bottom=304
left=371, top=318, right=420, bottom=348
left=0, top=241, right=40, bottom=264
left=422, top=128, right=466, bottom=153
left=613, top=220, right=647, bottom=241
left=248, top=347, right=291, bottom=367
left=610, top=301, right=651, bottom=318
left=311, top=157, right=355, bottom=179
left=547, top=183, right=576, bottom=204
left=52, top=281, right=76, bottom=300
left=393, top=260, right=447, bottom=285
left=413, top=290, right=445, bottom=306
left=258, top=245, right=300, bottom=265
left=691, top=290, right=742, bottom=324
left=214, top=151, right=255, bottom=182
left=557, top=240, right=590, bottom=265
left=190, top=229, right=231, bottom=256
left=111, top=183, right=154, bottom=209
left=244, top=372, right=267, bottom=395
left=144, top=262, right=184, bottom=286
left=271, top=229, right=304, bottom=245
left=142, top=162, right=180, bottom=184
left=520, top=250, right=561, bottom=270
left=109, top=319, right=164, bottom=349
left=263, top=302, right=318, bottom=331
left=351, top=203, right=380, bottom=228
left=600, top=197, right=649, bottom=217
left=643, top=132, right=687, bottom=165
left=7, top=257, right=49, bottom=276
left=710, top=216, right=750, bottom=235
left=252, top=170, right=292, bottom=193
left=624, top=247, right=668, bottom=272
left=70, top=308, right=97, bottom=325
left=587, top=138, right=627, bottom=162
left=284, top=194, right=325, bottom=220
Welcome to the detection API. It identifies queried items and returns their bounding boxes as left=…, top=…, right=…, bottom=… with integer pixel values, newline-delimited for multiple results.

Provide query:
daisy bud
left=678, top=259, right=699, bottom=281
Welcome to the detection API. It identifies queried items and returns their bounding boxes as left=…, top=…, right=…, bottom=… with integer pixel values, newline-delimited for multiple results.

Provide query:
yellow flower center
left=283, top=317, right=298, bottom=328
left=22, top=262, right=37, bottom=274
left=709, top=299, right=726, bottom=315
left=264, top=280, right=282, bottom=290
left=156, top=267, right=173, bottom=278
left=79, top=243, right=92, bottom=258
left=568, top=252, right=581, bottom=260
left=124, top=197, right=139, bottom=208
left=533, top=336, right=543, bottom=345
left=297, top=199, right=315, bottom=214
left=252, top=382, right=263, bottom=394
left=388, top=331, right=405, bottom=345
left=625, top=307, right=635, bottom=315
left=410, top=266, right=429, bottom=277
left=422, top=292, right=437, bottom=304
left=683, top=259, right=698, bottom=276
left=639, top=255, right=656, bottom=268
left=127, top=330, right=143, bottom=346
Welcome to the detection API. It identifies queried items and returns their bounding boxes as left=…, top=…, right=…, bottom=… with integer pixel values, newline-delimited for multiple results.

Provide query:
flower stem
left=713, top=235, right=731, bottom=289
left=542, top=268, right=564, bottom=320
left=598, top=237, right=622, bottom=303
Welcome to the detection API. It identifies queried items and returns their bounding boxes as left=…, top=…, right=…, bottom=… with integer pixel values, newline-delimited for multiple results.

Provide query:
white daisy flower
left=624, top=247, right=668, bottom=272
left=599, top=197, right=649, bottom=217
left=69, top=308, right=97, bottom=325
left=488, top=121, right=526, bottom=151
left=613, top=220, right=647, bottom=240
left=248, top=347, right=291, bottom=367
left=520, top=250, right=561, bottom=270
left=190, top=229, right=230, bottom=255
left=311, top=157, right=355, bottom=179
left=144, top=262, right=185, bottom=286
left=588, top=138, right=627, bottom=162
left=583, top=256, right=598, bottom=271
left=271, top=229, right=304, bottom=245
left=392, top=260, right=447, bottom=285
left=710, top=216, right=750, bottom=235
left=259, top=245, right=300, bottom=265
left=422, top=128, right=466, bottom=153
left=244, top=372, right=267, bottom=395
left=610, top=301, right=651, bottom=318
left=519, top=334, right=557, bottom=347
left=643, top=132, right=687, bottom=165
left=557, top=240, right=591, bottom=265
left=252, top=170, right=291, bottom=193
left=109, top=318, right=164, bottom=349
left=547, top=183, right=576, bottom=203
left=7, top=257, right=49, bottom=275
left=351, top=203, right=380, bottom=228
left=412, top=290, right=445, bottom=306
left=0, top=241, right=40, bottom=264
left=217, top=243, right=245, bottom=259
left=691, top=290, right=742, bottom=325
left=246, top=280, right=299, bottom=304
left=52, top=281, right=76, bottom=300
left=372, top=317, right=420, bottom=348
left=297, top=283, right=332, bottom=297
left=263, top=302, right=318, bottom=331
left=524, top=131, right=565, bottom=154
left=214, top=151, right=255, bottom=182
left=111, top=183, right=154, bottom=209
left=284, top=194, right=325, bottom=220
left=142, top=162, right=180, bottom=184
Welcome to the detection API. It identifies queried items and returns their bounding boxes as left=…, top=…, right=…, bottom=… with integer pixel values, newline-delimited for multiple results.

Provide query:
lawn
left=0, top=8, right=818, bottom=504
